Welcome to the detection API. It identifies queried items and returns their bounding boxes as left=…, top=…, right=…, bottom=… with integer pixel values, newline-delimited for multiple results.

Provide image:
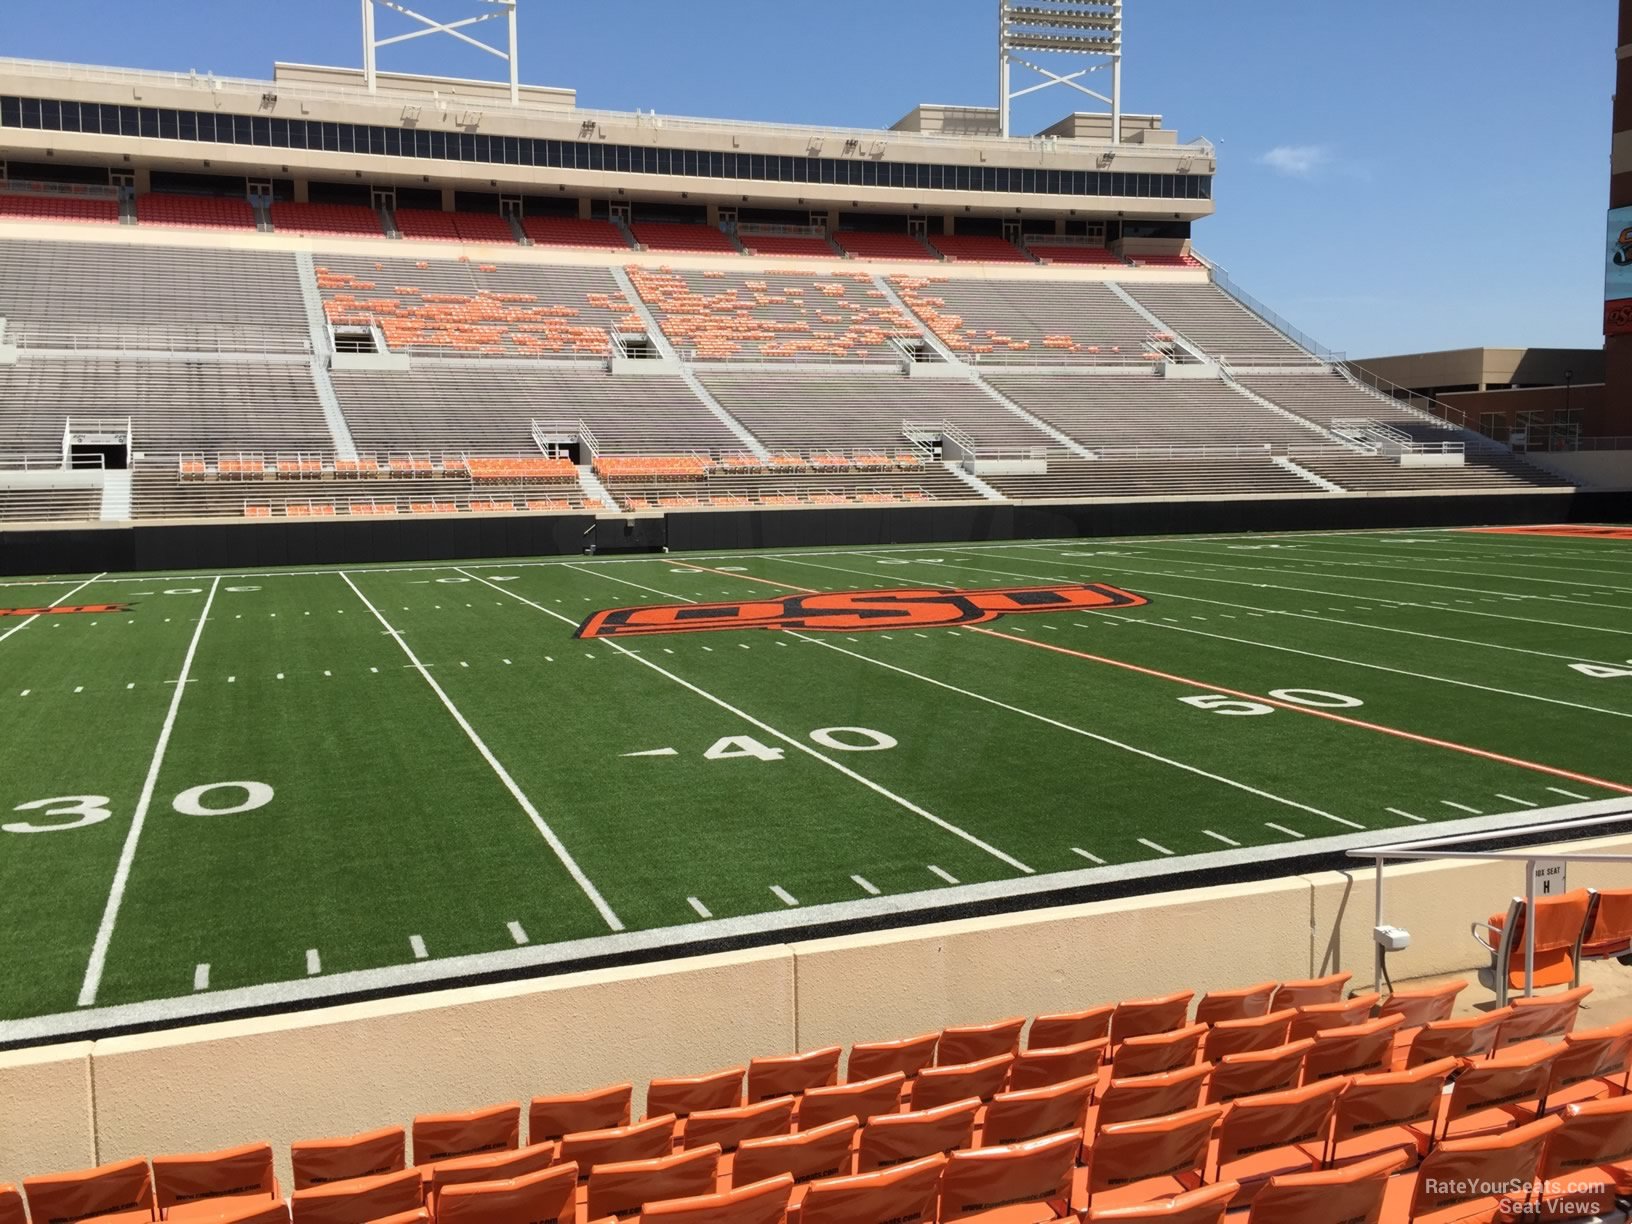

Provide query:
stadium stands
left=315, top=254, right=633, bottom=357
left=1124, top=284, right=1314, bottom=363
left=833, top=231, right=938, bottom=261
left=0, top=487, right=101, bottom=522
left=895, top=277, right=1156, bottom=359
left=626, top=268, right=917, bottom=361
left=271, top=202, right=386, bottom=238
left=0, top=192, right=119, bottom=224
left=520, top=217, right=631, bottom=250
left=1129, top=252, right=1207, bottom=270
left=391, top=209, right=462, bottom=243
left=136, top=193, right=257, bottom=230
left=0, top=240, right=309, bottom=348
left=978, top=457, right=1319, bottom=504
left=1027, top=244, right=1129, bottom=267
left=630, top=222, right=739, bottom=254
left=735, top=234, right=840, bottom=259
left=926, top=234, right=1034, bottom=264
left=6, top=975, right=1626, bottom=1221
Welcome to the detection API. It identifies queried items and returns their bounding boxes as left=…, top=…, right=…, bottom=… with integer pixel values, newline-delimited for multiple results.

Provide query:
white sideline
left=339, top=572, right=624, bottom=932
left=77, top=576, right=220, bottom=1007
left=0, top=572, right=107, bottom=647
left=1266, top=543, right=1632, bottom=588
left=452, top=567, right=1035, bottom=875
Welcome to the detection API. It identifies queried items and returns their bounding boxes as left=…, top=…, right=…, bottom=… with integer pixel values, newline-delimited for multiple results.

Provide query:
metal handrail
left=1349, top=809, right=1632, bottom=1000
left=1338, top=363, right=1470, bottom=431
left=10, top=326, right=310, bottom=356
left=0, top=55, right=1215, bottom=158
left=1205, top=263, right=1345, bottom=363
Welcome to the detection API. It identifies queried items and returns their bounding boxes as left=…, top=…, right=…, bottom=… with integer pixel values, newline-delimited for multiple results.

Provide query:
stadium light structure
left=998, top=0, right=1122, bottom=140
left=361, top=0, right=521, bottom=104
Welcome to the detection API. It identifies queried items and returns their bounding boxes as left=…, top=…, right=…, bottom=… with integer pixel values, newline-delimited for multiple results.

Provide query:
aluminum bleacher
left=1293, top=451, right=1569, bottom=492
left=0, top=487, right=101, bottom=522
left=983, top=455, right=1320, bottom=501
left=985, top=373, right=1331, bottom=451
left=896, top=277, right=1157, bottom=360
left=1124, top=284, right=1315, bottom=364
left=315, top=254, right=636, bottom=357
left=136, top=193, right=256, bottom=230
left=0, top=239, right=308, bottom=348
left=627, top=268, right=918, bottom=361
left=0, top=193, right=119, bottom=224
left=1237, top=370, right=1460, bottom=437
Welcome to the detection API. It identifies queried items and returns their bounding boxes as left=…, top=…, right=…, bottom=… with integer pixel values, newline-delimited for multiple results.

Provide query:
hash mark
left=305, top=949, right=322, bottom=976
left=1386, top=807, right=1428, bottom=823
left=688, top=896, right=712, bottom=919
left=507, top=921, right=529, bottom=945
left=1138, top=838, right=1175, bottom=856
left=1441, top=800, right=1482, bottom=814
left=409, top=935, right=427, bottom=960
left=1264, top=823, right=1305, bottom=840
left=1071, top=847, right=1105, bottom=864
left=770, top=885, right=800, bottom=907
left=1497, top=794, right=1539, bottom=808
left=927, top=865, right=960, bottom=885
left=1547, top=787, right=1593, bottom=800
left=193, top=964, right=209, bottom=992
left=851, top=875, right=881, bottom=896
left=1202, top=830, right=1241, bottom=847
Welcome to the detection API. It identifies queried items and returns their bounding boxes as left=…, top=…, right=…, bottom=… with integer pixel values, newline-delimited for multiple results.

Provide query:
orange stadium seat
left=909, top=1054, right=1014, bottom=1111
left=1008, top=1038, right=1109, bottom=1093
left=1401, top=1113, right=1561, bottom=1223
left=1113, top=1023, right=1207, bottom=1078
left=289, top=1168, right=421, bottom=1224
left=191, top=1201, right=289, bottom=1224
left=1269, top=974, right=1350, bottom=1012
left=798, top=1072, right=905, bottom=1131
left=1202, top=1010, right=1295, bottom=1062
left=586, top=1144, right=721, bottom=1221
left=1496, top=983, right=1593, bottom=1051
left=290, top=1126, right=406, bottom=1190
left=1110, top=992, right=1195, bottom=1050
left=681, top=1097, right=794, bottom=1153
left=434, top=1163, right=579, bottom=1224
left=425, top=1141, right=559, bottom=1214
left=0, top=1186, right=24, bottom=1224
left=980, top=1074, right=1095, bottom=1146
left=1242, top=1150, right=1407, bottom=1224
left=1376, top=980, right=1467, bottom=1032
left=152, top=1142, right=278, bottom=1220
left=1439, top=1041, right=1560, bottom=1141
left=732, top=1117, right=856, bottom=1190
left=857, top=1098, right=979, bottom=1172
left=1094, top=1063, right=1213, bottom=1130
left=1287, top=994, right=1382, bottom=1043
left=1085, top=1181, right=1239, bottom=1223
left=559, top=1116, right=679, bottom=1180
left=795, top=1154, right=943, bottom=1224
left=1194, top=982, right=1279, bottom=1026
left=1204, top=1039, right=1312, bottom=1105
left=1210, top=1078, right=1346, bottom=1206
left=747, top=1047, right=841, bottom=1103
left=1476, top=889, right=1595, bottom=1004
left=1399, top=1008, right=1513, bottom=1070
left=1082, top=1105, right=1220, bottom=1213
left=1326, top=1056, right=1459, bottom=1168
left=648, top=1067, right=745, bottom=1119
left=937, top=1129, right=1080, bottom=1221
left=1545, top=1018, right=1632, bottom=1109
left=411, top=1101, right=520, bottom=1168
left=637, top=1174, right=793, bottom=1224
left=1301, top=1015, right=1403, bottom=1084
left=23, top=1159, right=155, bottom=1224
left=848, top=1033, right=940, bottom=1082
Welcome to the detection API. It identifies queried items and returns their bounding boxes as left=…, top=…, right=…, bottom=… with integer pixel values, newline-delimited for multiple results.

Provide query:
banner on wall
left=1609, top=205, right=1632, bottom=337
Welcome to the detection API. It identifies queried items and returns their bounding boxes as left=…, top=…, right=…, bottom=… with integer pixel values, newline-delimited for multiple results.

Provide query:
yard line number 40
left=4, top=782, right=274, bottom=833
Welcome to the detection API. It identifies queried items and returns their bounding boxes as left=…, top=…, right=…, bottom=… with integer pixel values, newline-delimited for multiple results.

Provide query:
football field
left=2, top=524, right=1631, bottom=1044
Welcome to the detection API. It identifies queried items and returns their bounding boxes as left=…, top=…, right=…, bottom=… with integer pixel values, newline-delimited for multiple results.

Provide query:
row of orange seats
left=244, top=498, right=606, bottom=519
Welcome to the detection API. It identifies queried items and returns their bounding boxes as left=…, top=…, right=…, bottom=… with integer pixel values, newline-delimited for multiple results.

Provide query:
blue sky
left=7, top=1, right=1617, bottom=358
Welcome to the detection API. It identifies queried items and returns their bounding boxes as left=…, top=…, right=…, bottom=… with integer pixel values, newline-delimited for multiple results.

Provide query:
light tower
left=361, top=0, right=521, bottom=103
left=998, top=1, right=1123, bottom=140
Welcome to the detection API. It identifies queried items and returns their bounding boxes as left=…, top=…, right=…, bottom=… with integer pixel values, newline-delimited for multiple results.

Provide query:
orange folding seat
left=1082, top=1105, right=1222, bottom=1213
left=980, top=1074, right=1094, bottom=1149
left=152, top=1142, right=278, bottom=1220
left=1206, top=1039, right=1313, bottom=1104
left=682, top=1097, right=794, bottom=1153
left=1211, top=1078, right=1346, bottom=1206
left=1201, top=1011, right=1294, bottom=1063
left=426, top=1142, right=559, bottom=1214
left=1477, top=888, right=1594, bottom=1005
left=1327, top=1056, right=1458, bottom=1168
left=939, top=1017, right=1026, bottom=1066
left=1301, top=1015, right=1404, bottom=1084
left=1286, top=995, right=1380, bottom=1044
left=434, top=1163, right=577, bottom=1224
left=587, top=1144, right=721, bottom=1221
left=909, top=1054, right=1013, bottom=1111
left=1402, top=1113, right=1561, bottom=1223
left=939, top=1131, right=1081, bottom=1221
left=1243, top=1148, right=1407, bottom=1223
left=1269, top=974, right=1350, bottom=1011
left=857, top=1098, right=980, bottom=1172
left=0, top=1186, right=25, bottom=1224
left=1376, top=979, right=1467, bottom=1032
left=798, top=1072, right=905, bottom=1131
left=1582, top=888, right=1632, bottom=960
left=357, top=1214, right=423, bottom=1224
left=1518, top=1095, right=1632, bottom=1217
left=1110, top=992, right=1194, bottom=1051
left=1545, top=1017, right=1632, bottom=1109
left=289, top=1168, right=422, bottom=1224
left=795, top=1153, right=943, bottom=1224
left=648, top=1067, right=744, bottom=1118
left=1193, top=982, right=1278, bottom=1026
left=1008, top=1039, right=1109, bottom=1093
left=24, top=1158, right=155, bottom=1224
left=191, top=1201, right=288, bottom=1224
left=1439, top=1040, right=1560, bottom=1140
left=1400, top=1007, right=1514, bottom=1069
left=290, top=1126, right=406, bottom=1190
left=1083, top=1181, right=1239, bottom=1222
left=1094, top=1063, right=1213, bottom=1130
left=733, top=1117, right=856, bottom=1189
left=560, top=1115, right=679, bottom=1181
left=412, top=1101, right=520, bottom=1168
left=747, top=1047, right=841, bottom=1102
left=1113, top=1023, right=1206, bottom=1079
left=636, top=1173, right=792, bottom=1223
left=1495, top=984, right=1593, bottom=1051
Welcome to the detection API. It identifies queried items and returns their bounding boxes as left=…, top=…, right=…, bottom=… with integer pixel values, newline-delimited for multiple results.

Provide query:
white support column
left=998, top=0, right=1123, bottom=142
left=360, top=0, right=521, bottom=99
left=362, top=0, right=377, bottom=92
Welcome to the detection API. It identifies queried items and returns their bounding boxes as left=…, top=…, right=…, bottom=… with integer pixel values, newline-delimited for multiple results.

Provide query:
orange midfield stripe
left=967, top=627, right=1632, bottom=795
left=1462, top=525, right=1632, bottom=541
left=667, top=558, right=1632, bottom=795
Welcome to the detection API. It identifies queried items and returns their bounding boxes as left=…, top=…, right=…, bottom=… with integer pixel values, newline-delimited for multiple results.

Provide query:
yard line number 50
left=4, top=782, right=274, bottom=834
left=1179, top=689, right=1364, bottom=717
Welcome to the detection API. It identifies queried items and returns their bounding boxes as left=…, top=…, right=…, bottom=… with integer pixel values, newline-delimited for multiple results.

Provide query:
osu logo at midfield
left=576, top=583, right=1148, bottom=640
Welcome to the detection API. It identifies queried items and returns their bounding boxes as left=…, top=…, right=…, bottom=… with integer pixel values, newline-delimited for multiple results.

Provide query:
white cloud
left=1257, top=145, right=1331, bottom=178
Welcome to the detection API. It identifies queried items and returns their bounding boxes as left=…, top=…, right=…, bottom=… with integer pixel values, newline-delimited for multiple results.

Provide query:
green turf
left=1, top=526, right=1629, bottom=1038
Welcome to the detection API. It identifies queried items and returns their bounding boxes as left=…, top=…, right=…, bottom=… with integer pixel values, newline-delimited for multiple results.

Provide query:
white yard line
left=687, top=897, right=712, bottom=919
left=1138, top=838, right=1174, bottom=856
left=1265, top=823, right=1305, bottom=840
left=1496, top=794, right=1539, bottom=808
left=852, top=875, right=882, bottom=896
left=340, top=571, right=624, bottom=932
left=305, top=949, right=322, bottom=976
left=409, top=935, right=428, bottom=960
left=1386, top=807, right=1429, bottom=823
left=927, top=865, right=960, bottom=885
left=771, top=885, right=800, bottom=907
left=77, top=577, right=220, bottom=1008
left=192, top=964, right=209, bottom=992
left=1202, top=830, right=1241, bottom=847
left=466, top=567, right=1036, bottom=874
left=508, top=921, right=530, bottom=945
left=0, top=572, right=107, bottom=647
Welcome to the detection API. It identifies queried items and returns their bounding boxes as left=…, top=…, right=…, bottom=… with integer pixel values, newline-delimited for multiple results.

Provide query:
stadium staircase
left=941, top=458, right=1005, bottom=502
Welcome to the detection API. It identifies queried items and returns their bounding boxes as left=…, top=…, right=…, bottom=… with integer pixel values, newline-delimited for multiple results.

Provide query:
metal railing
left=0, top=55, right=1215, bottom=158
left=10, top=325, right=310, bottom=356
left=0, top=452, right=104, bottom=471
left=1205, top=263, right=1345, bottom=363
left=1339, top=363, right=1471, bottom=431
left=1351, top=809, right=1632, bottom=1000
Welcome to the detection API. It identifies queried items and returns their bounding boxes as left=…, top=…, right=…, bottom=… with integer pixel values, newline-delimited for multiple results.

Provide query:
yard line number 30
left=4, top=782, right=274, bottom=834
